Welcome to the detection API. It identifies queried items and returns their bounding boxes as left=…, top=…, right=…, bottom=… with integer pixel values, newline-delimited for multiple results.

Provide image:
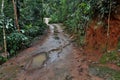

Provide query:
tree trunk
left=12, top=0, right=20, bottom=32
left=1, top=0, right=8, bottom=57
left=106, top=1, right=112, bottom=52
left=16, top=0, right=20, bottom=19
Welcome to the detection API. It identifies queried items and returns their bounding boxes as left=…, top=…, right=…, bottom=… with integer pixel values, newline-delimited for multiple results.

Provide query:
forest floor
left=0, top=20, right=120, bottom=80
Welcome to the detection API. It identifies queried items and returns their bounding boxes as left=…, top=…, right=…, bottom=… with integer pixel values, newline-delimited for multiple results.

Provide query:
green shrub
left=100, top=50, right=120, bottom=65
left=7, top=32, right=29, bottom=56
left=24, top=24, right=47, bottom=37
left=0, top=56, right=7, bottom=65
left=49, top=14, right=59, bottom=23
left=118, top=38, right=120, bottom=49
left=89, top=65, right=120, bottom=80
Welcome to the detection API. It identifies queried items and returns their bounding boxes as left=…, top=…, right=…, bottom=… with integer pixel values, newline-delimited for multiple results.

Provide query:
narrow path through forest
left=0, top=19, right=103, bottom=80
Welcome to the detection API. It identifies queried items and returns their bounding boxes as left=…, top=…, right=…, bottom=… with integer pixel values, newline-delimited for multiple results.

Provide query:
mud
left=15, top=22, right=74, bottom=80
left=0, top=18, right=105, bottom=80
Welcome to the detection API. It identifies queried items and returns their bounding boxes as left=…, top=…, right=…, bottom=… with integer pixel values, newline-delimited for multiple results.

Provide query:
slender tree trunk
left=106, top=1, right=112, bottom=52
left=16, top=0, right=20, bottom=19
left=1, top=0, right=8, bottom=57
left=12, top=0, right=20, bottom=32
left=41, top=0, right=44, bottom=23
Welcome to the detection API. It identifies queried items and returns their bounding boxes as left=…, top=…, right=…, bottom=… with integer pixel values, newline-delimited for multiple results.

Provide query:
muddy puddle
left=26, top=23, right=71, bottom=70
left=28, top=46, right=67, bottom=70
left=27, top=50, right=60, bottom=70
left=31, top=53, right=47, bottom=69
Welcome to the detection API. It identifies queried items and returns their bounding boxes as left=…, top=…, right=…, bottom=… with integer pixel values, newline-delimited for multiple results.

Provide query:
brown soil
left=0, top=23, right=103, bottom=80
left=86, top=19, right=120, bottom=51
left=85, top=17, right=120, bottom=70
left=0, top=18, right=120, bottom=80
left=85, top=17, right=120, bottom=55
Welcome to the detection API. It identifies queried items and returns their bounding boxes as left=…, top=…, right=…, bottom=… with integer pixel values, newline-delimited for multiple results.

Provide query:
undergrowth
left=89, top=65, right=120, bottom=80
left=100, top=50, right=120, bottom=66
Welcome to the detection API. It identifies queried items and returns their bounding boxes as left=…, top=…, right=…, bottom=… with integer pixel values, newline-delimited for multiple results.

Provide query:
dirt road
left=0, top=21, right=103, bottom=80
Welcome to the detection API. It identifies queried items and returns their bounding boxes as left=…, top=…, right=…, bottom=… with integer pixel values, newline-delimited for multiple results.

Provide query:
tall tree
left=1, top=0, right=8, bottom=57
left=12, top=0, right=20, bottom=32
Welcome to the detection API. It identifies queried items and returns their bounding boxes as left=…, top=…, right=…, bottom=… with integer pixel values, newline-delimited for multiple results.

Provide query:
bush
left=7, top=32, right=29, bottom=56
left=24, top=23, right=47, bottom=37
left=100, top=50, right=120, bottom=65
left=0, top=56, right=7, bottom=65
left=49, top=14, right=59, bottom=23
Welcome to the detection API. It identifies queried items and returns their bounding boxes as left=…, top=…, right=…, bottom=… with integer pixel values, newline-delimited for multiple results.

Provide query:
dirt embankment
left=85, top=19, right=120, bottom=61
left=84, top=4, right=120, bottom=62
left=86, top=19, right=120, bottom=49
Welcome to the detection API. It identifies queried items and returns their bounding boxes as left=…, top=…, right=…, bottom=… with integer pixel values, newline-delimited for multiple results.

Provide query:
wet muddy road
left=18, top=24, right=75, bottom=80
left=0, top=21, right=104, bottom=80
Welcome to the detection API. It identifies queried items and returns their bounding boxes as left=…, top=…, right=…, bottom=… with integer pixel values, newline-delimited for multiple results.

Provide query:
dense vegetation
left=0, top=0, right=47, bottom=63
left=44, top=0, right=120, bottom=65
left=45, top=0, right=118, bottom=44
left=0, top=0, right=120, bottom=66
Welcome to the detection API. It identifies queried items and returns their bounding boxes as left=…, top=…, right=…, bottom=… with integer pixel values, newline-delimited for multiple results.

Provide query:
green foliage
left=118, top=38, right=120, bottom=49
left=89, top=65, right=120, bottom=80
left=23, top=23, right=47, bottom=37
left=20, top=0, right=44, bottom=26
left=45, top=0, right=118, bottom=46
left=90, top=0, right=117, bottom=18
left=24, top=25, right=40, bottom=37
left=49, top=14, right=60, bottom=23
left=45, top=0, right=92, bottom=45
left=100, top=50, right=120, bottom=66
left=0, top=56, right=7, bottom=65
left=64, top=1, right=92, bottom=45
left=7, top=32, right=29, bottom=56
left=0, top=0, right=47, bottom=59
